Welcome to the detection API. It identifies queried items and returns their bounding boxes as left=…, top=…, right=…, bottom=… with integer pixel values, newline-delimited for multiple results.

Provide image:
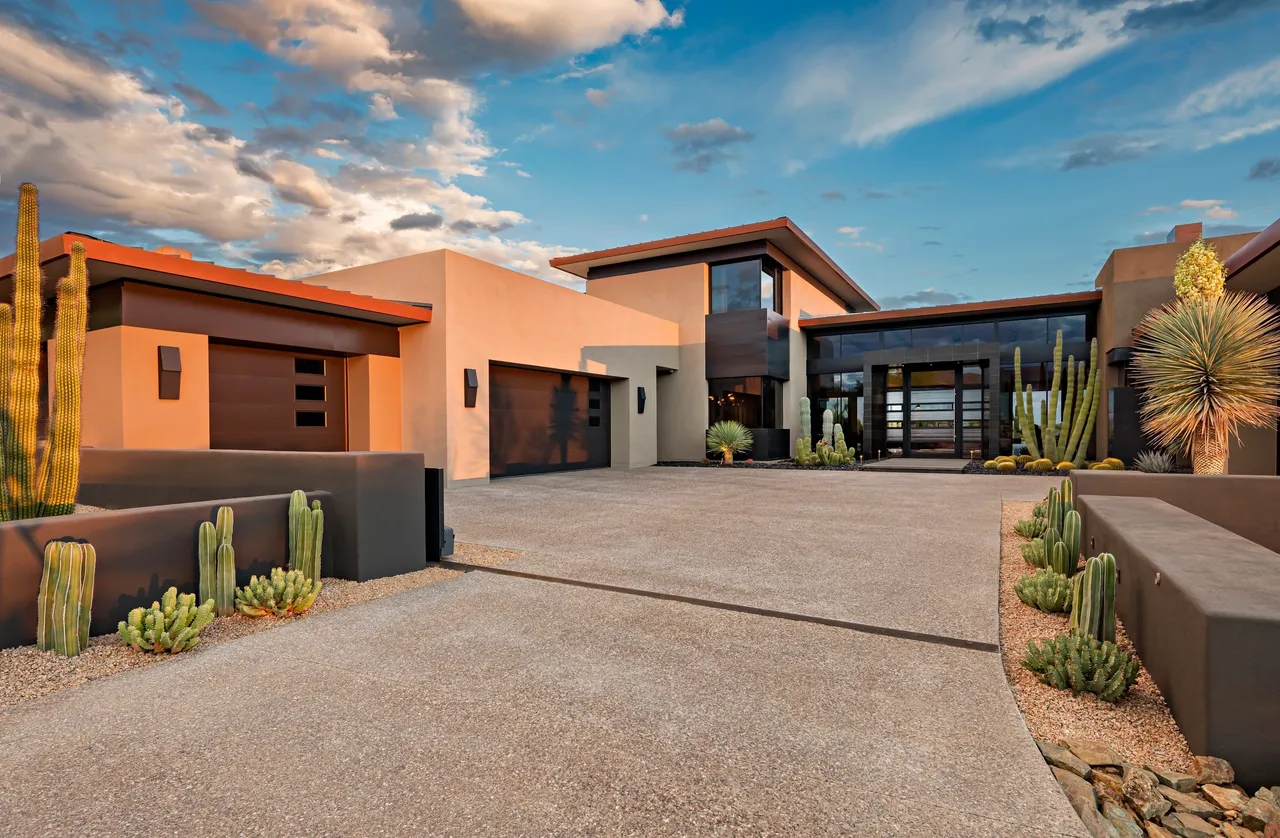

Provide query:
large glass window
left=708, top=377, right=782, bottom=428
left=962, top=322, right=996, bottom=344
left=1047, top=314, right=1087, bottom=343
left=911, top=324, right=963, bottom=347
left=999, top=318, right=1048, bottom=349
left=710, top=259, right=781, bottom=314
left=883, top=329, right=912, bottom=350
left=843, top=332, right=881, bottom=357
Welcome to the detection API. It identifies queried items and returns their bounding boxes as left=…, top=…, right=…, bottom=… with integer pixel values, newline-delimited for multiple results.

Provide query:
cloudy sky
left=0, top=0, right=1277, bottom=307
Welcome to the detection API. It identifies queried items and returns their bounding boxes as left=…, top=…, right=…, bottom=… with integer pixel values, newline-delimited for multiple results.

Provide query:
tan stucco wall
left=70, top=325, right=210, bottom=449
left=586, top=264, right=708, bottom=461
left=784, top=269, right=847, bottom=443
left=312, top=250, right=680, bottom=484
left=348, top=354, right=403, bottom=451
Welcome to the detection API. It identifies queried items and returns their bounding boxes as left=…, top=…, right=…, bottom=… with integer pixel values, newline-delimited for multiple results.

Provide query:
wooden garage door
left=488, top=365, right=610, bottom=477
left=209, top=344, right=346, bottom=451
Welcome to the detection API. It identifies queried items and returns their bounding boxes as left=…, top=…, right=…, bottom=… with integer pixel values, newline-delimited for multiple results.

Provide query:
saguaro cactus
left=288, top=490, right=324, bottom=581
left=36, top=539, right=96, bottom=656
left=0, top=184, right=89, bottom=521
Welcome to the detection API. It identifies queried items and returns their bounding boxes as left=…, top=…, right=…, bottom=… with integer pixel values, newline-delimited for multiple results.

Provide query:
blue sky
left=1, top=0, right=1278, bottom=308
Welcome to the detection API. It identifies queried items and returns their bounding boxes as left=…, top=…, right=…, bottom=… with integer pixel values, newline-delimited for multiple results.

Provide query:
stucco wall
left=70, top=325, right=210, bottom=449
left=586, top=264, right=708, bottom=461
left=348, top=354, right=403, bottom=451
left=784, top=269, right=848, bottom=443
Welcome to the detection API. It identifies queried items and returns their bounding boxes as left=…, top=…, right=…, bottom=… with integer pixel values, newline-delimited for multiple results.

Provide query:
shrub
left=235, top=568, right=322, bottom=617
left=1133, top=450, right=1174, bottom=473
left=1014, top=517, right=1046, bottom=538
left=118, top=588, right=215, bottom=654
left=706, top=420, right=753, bottom=465
left=1021, top=539, right=1046, bottom=568
left=983, top=459, right=998, bottom=469
left=1021, top=631, right=1139, bottom=703
left=1015, top=569, right=1072, bottom=613
left=1102, top=457, right=1125, bottom=470
left=996, top=461, right=1016, bottom=473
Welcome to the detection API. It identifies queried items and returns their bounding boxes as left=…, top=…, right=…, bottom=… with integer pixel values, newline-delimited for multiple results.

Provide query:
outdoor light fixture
left=157, top=345, right=182, bottom=400
left=637, top=386, right=646, bottom=414
left=463, top=368, right=478, bottom=408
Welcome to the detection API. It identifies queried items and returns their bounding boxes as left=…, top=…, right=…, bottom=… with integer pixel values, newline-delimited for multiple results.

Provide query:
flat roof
left=0, top=234, right=431, bottom=326
left=1224, top=215, right=1280, bottom=294
left=549, top=218, right=879, bottom=312
left=798, top=289, right=1102, bottom=330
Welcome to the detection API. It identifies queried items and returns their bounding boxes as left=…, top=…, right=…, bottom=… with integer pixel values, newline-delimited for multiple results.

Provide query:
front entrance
left=889, top=363, right=986, bottom=458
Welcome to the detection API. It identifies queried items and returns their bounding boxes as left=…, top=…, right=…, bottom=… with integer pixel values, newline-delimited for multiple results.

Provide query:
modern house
left=4, top=216, right=1277, bottom=485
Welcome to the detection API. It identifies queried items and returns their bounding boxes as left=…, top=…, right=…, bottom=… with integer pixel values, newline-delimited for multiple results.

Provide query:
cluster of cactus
left=288, top=490, right=324, bottom=581
left=1056, top=461, right=1075, bottom=471
left=1088, top=458, right=1126, bottom=471
left=1, top=184, right=90, bottom=521
left=1013, top=517, right=1046, bottom=538
left=36, top=540, right=96, bottom=657
left=794, top=400, right=853, bottom=466
left=1070, top=553, right=1117, bottom=642
left=1012, top=330, right=1102, bottom=469
left=996, top=461, right=1016, bottom=473
left=1021, top=630, right=1139, bottom=703
left=1042, top=512, right=1082, bottom=576
left=1029, top=458, right=1055, bottom=472
left=1014, top=569, right=1072, bottom=613
left=198, top=506, right=236, bottom=617
left=1020, top=539, right=1046, bottom=567
left=117, top=588, right=215, bottom=654
left=235, top=568, right=322, bottom=617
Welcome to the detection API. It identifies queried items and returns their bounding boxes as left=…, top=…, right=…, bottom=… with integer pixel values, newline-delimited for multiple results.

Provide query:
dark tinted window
left=911, top=324, right=963, bottom=347
left=710, top=260, right=762, bottom=313
left=295, top=384, right=326, bottom=401
left=708, top=377, right=783, bottom=429
left=296, top=411, right=326, bottom=427
left=882, top=329, right=911, bottom=349
left=999, top=318, right=1047, bottom=348
left=1048, top=315, right=1087, bottom=343
left=962, top=322, right=996, bottom=344
left=813, top=334, right=840, bottom=358
left=842, top=332, right=881, bottom=356
left=295, top=357, right=325, bottom=375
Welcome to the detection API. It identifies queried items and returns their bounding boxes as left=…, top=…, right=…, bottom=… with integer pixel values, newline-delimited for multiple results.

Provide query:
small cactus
left=1021, top=630, right=1137, bottom=702
left=1090, top=462, right=1113, bottom=470
left=1014, top=454, right=1034, bottom=467
left=36, top=540, right=96, bottom=657
left=1056, top=461, right=1075, bottom=471
left=1013, top=517, right=1046, bottom=538
left=996, top=461, right=1016, bottom=473
left=1020, top=539, right=1046, bottom=568
left=1071, top=553, right=1117, bottom=642
left=198, top=506, right=236, bottom=616
left=1030, top=458, right=1054, bottom=472
left=1102, top=457, right=1125, bottom=470
left=288, top=491, right=324, bottom=582
left=983, top=459, right=998, bottom=469
left=1014, top=569, right=1072, bottom=613
left=235, top=568, right=322, bottom=617
left=117, top=588, right=214, bottom=654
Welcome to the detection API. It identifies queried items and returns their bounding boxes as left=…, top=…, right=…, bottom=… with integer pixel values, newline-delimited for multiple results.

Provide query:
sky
left=0, top=0, right=1278, bottom=309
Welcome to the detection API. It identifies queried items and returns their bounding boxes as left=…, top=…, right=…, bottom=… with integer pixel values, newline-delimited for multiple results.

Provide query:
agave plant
left=706, top=421, right=753, bottom=465
left=1132, top=449, right=1175, bottom=474
left=1131, top=293, right=1280, bottom=474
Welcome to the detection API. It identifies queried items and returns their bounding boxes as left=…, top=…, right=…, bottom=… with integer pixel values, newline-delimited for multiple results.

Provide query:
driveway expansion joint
left=433, top=560, right=1000, bottom=654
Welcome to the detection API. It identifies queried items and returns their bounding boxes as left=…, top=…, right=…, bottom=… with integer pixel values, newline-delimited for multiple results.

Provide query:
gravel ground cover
left=0, top=547, right=505, bottom=710
left=999, top=500, right=1193, bottom=772
left=966, top=462, right=1072, bottom=477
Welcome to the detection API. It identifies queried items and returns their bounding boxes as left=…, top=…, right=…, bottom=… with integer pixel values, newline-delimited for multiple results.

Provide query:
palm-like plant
left=706, top=421, right=753, bottom=465
left=1131, top=293, right=1280, bottom=474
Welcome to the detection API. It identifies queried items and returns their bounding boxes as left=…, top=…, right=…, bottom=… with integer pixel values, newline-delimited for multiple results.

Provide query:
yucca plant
left=706, top=421, right=753, bottom=465
left=1131, top=293, right=1280, bottom=474
left=1132, top=450, right=1174, bottom=474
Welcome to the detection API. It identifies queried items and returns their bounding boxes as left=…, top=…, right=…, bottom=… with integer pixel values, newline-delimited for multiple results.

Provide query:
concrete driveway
left=0, top=467, right=1080, bottom=837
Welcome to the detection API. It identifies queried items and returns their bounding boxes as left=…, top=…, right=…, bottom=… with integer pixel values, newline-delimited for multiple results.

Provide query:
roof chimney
left=154, top=245, right=192, bottom=260
left=1167, top=222, right=1203, bottom=244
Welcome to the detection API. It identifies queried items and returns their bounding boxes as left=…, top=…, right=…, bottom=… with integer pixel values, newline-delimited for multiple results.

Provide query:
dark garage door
left=209, top=344, right=346, bottom=451
left=489, top=365, right=610, bottom=477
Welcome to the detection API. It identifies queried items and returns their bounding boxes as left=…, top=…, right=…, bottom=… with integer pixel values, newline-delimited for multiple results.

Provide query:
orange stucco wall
left=66, top=325, right=210, bottom=449
left=784, top=269, right=848, bottom=441
left=348, top=354, right=403, bottom=451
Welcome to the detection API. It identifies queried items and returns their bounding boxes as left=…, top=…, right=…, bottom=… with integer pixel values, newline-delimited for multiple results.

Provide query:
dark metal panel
left=488, top=365, right=611, bottom=477
left=705, top=309, right=791, bottom=381
left=209, top=344, right=346, bottom=452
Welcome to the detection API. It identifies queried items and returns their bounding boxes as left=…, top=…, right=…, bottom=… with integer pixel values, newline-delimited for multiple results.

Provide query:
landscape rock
left=1055, top=767, right=1121, bottom=838
left=1039, top=738, right=1092, bottom=779
left=1103, top=800, right=1146, bottom=838
left=1201, top=784, right=1252, bottom=812
left=1095, top=771, right=1127, bottom=804
left=1160, top=812, right=1220, bottom=838
left=1150, top=768, right=1198, bottom=793
left=1265, top=822, right=1280, bottom=838
left=1221, top=824, right=1260, bottom=838
left=1126, top=765, right=1174, bottom=821
left=1144, top=825, right=1178, bottom=838
left=1066, top=739, right=1126, bottom=768
left=1240, top=795, right=1280, bottom=832
left=1256, top=789, right=1276, bottom=805
left=1159, top=786, right=1223, bottom=819
left=1192, top=756, right=1234, bottom=786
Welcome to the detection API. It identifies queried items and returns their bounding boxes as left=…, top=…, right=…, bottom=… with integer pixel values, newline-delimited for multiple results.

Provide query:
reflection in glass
left=962, top=322, right=996, bottom=344
left=708, top=377, right=783, bottom=428
left=1048, top=314, right=1087, bottom=343
left=710, top=260, right=763, bottom=313
left=999, top=318, right=1048, bottom=348
left=911, top=324, right=963, bottom=347
left=883, top=329, right=912, bottom=350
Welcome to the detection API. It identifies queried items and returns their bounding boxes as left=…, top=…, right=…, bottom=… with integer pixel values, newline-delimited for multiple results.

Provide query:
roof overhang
left=0, top=234, right=431, bottom=327
left=798, top=290, right=1102, bottom=330
left=549, top=218, right=879, bottom=312
left=1225, top=216, right=1280, bottom=295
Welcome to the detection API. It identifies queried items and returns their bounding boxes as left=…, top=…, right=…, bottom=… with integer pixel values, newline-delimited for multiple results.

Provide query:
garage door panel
left=209, top=344, right=345, bottom=452
left=489, top=365, right=609, bottom=477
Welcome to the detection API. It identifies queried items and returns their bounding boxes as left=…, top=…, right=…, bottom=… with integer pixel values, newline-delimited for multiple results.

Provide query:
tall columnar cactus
left=36, top=540, right=96, bottom=657
left=0, top=184, right=90, bottom=521
left=1061, top=510, right=1082, bottom=577
left=821, top=409, right=834, bottom=445
left=1012, top=332, right=1102, bottom=468
left=1046, top=488, right=1063, bottom=534
left=1043, top=526, right=1061, bottom=571
left=1073, top=553, right=1117, bottom=643
left=1013, top=348, right=1042, bottom=460
left=198, top=506, right=236, bottom=616
left=288, top=490, right=324, bottom=581
left=799, top=396, right=811, bottom=441
left=198, top=521, right=217, bottom=606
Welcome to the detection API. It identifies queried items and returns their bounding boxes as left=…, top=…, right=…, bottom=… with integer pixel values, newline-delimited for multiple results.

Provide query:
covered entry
left=209, top=344, right=346, bottom=451
left=488, top=364, right=611, bottom=477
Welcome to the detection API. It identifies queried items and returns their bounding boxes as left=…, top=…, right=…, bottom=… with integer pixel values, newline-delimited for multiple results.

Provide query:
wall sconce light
left=157, top=345, right=182, bottom=400
left=463, top=368, right=478, bottom=408
left=637, top=386, right=646, bottom=414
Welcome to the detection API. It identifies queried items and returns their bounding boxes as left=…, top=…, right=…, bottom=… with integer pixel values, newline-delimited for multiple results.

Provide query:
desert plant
left=794, top=436, right=818, bottom=466
left=1021, top=631, right=1139, bottom=703
left=288, top=491, right=324, bottom=582
left=1028, top=458, right=1052, bottom=472
left=235, top=568, right=322, bottom=617
left=1173, top=237, right=1225, bottom=303
left=0, top=184, right=90, bottom=521
left=1058, top=510, right=1081, bottom=577
left=198, top=506, right=236, bottom=617
left=821, top=408, right=834, bottom=444
left=118, top=588, right=215, bottom=654
left=1013, top=333, right=1102, bottom=468
left=1132, top=292, right=1280, bottom=474
left=1014, top=454, right=1034, bottom=467
left=1089, top=462, right=1113, bottom=470
left=1102, top=457, right=1125, bottom=470
left=1031, top=501, right=1046, bottom=519
left=1014, top=517, right=1046, bottom=538
left=36, top=539, right=96, bottom=657
left=1070, top=553, right=1117, bottom=642
left=1132, top=450, right=1175, bottom=473
left=996, top=461, right=1016, bottom=473
left=1055, top=461, right=1074, bottom=471
left=1015, top=569, right=1072, bottom=613
left=983, top=459, right=998, bottom=469
left=706, top=421, right=753, bottom=465
left=1021, top=539, right=1046, bottom=568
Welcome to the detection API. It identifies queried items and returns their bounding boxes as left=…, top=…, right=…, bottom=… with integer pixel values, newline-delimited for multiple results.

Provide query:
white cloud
left=453, top=0, right=682, bottom=55
left=1175, top=57, right=1280, bottom=120
left=516, top=170, right=532, bottom=178
left=1144, top=198, right=1238, bottom=220
left=838, top=226, right=865, bottom=238
left=368, top=92, right=398, bottom=120
left=639, top=213, right=649, bottom=222
left=314, top=147, right=342, bottom=160
left=1205, top=205, right=1238, bottom=220
left=837, top=226, right=884, bottom=251
left=551, top=61, right=615, bottom=82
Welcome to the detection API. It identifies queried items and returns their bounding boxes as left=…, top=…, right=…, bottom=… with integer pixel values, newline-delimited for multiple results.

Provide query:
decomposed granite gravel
left=0, top=542, right=519, bottom=710
left=999, top=500, right=1194, bottom=773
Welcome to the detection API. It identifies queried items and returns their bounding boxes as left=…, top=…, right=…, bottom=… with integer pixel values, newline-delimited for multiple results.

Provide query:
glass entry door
left=906, top=367, right=957, bottom=456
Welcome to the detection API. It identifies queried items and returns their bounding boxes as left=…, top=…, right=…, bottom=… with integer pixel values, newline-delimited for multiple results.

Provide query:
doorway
left=901, top=363, right=986, bottom=458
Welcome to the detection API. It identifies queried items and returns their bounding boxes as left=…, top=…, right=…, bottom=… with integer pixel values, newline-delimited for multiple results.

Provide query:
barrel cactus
left=235, top=568, right=322, bottom=617
left=1014, top=569, right=1072, bottom=613
left=118, top=588, right=215, bottom=654
left=1056, top=461, right=1075, bottom=471
left=983, top=459, right=998, bottom=469
left=288, top=491, right=324, bottom=581
left=1102, top=457, right=1125, bottom=470
left=36, top=540, right=96, bottom=656
left=1022, top=630, right=1138, bottom=702
left=996, top=461, right=1016, bottom=473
